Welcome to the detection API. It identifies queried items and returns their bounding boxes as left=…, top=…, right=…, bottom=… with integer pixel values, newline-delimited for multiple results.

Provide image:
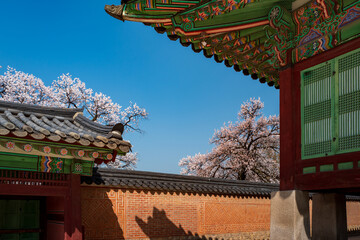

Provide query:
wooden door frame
left=0, top=196, right=47, bottom=240
left=280, top=37, right=360, bottom=191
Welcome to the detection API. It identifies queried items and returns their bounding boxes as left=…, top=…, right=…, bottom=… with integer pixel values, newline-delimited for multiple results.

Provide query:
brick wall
left=347, top=201, right=360, bottom=232
left=81, top=186, right=271, bottom=240
left=81, top=185, right=360, bottom=240
left=309, top=200, right=360, bottom=233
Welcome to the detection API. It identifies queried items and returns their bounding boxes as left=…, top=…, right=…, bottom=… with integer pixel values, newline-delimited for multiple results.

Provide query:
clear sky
left=0, top=0, right=279, bottom=174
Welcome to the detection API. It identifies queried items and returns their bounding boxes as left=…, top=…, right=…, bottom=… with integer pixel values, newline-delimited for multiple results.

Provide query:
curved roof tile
left=0, top=100, right=132, bottom=153
left=82, top=168, right=280, bottom=197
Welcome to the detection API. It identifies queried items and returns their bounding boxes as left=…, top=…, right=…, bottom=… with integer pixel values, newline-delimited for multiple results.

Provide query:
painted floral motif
left=23, top=144, right=33, bottom=152
left=5, top=141, right=15, bottom=150
left=106, top=153, right=113, bottom=160
left=77, top=150, right=85, bottom=157
left=91, top=152, right=99, bottom=158
left=43, top=146, right=51, bottom=154
left=60, top=148, right=68, bottom=156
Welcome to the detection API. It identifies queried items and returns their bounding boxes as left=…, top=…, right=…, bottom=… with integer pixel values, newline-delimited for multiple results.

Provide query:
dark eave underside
left=105, top=0, right=296, bottom=89
left=106, top=0, right=360, bottom=90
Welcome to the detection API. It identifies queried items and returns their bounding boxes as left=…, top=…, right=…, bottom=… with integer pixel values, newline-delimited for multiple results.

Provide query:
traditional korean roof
left=0, top=100, right=131, bottom=162
left=82, top=167, right=279, bottom=197
left=105, top=0, right=360, bottom=89
left=345, top=195, right=360, bottom=201
left=83, top=168, right=360, bottom=199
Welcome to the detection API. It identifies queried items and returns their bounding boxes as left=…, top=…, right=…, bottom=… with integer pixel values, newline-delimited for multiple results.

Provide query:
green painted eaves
left=0, top=136, right=114, bottom=153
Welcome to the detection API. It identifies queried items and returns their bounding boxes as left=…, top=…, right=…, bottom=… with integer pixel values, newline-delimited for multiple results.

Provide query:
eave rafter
left=106, top=0, right=360, bottom=89
left=0, top=101, right=136, bottom=175
left=105, top=0, right=293, bottom=88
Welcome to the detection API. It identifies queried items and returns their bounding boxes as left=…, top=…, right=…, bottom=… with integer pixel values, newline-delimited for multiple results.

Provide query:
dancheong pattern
left=39, top=156, right=63, bottom=173
left=5, top=141, right=15, bottom=150
left=293, top=2, right=360, bottom=63
left=43, top=146, right=51, bottom=154
left=106, top=0, right=360, bottom=88
left=23, top=144, right=33, bottom=152
left=73, top=163, right=83, bottom=174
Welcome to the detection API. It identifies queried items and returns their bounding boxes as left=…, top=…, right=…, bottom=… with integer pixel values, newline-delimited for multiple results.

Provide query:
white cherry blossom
left=0, top=66, right=148, bottom=169
left=179, top=98, right=279, bottom=183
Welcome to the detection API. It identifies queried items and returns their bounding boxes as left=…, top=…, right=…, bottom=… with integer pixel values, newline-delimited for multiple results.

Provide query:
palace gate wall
left=81, top=186, right=271, bottom=239
left=81, top=169, right=360, bottom=240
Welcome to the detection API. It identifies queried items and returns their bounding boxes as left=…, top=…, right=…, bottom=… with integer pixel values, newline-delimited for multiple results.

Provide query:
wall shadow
left=81, top=187, right=124, bottom=240
left=135, top=207, right=223, bottom=240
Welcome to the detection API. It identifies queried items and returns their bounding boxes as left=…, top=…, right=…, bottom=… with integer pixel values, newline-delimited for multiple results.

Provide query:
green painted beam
left=0, top=153, right=39, bottom=172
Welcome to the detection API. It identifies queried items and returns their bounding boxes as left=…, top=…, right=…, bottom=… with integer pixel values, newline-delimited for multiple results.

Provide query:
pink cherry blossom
left=179, top=98, right=279, bottom=183
left=0, top=66, right=148, bottom=169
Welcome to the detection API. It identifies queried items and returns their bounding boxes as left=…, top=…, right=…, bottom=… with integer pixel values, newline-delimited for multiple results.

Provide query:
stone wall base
left=270, top=190, right=310, bottom=240
left=125, top=231, right=270, bottom=240
left=312, top=193, right=347, bottom=240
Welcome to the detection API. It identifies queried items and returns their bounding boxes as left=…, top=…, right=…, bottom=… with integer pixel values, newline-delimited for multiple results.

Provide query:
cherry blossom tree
left=0, top=67, right=54, bottom=106
left=103, top=152, right=138, bottom=169
left=179, top=98, right=279, bottom=183
left=0, top=66, right=148, bottom=169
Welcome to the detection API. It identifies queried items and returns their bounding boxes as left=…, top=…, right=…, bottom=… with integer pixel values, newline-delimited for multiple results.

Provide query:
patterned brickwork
left=114, top=231, right=270, bottom=240
left=125, top=191, right=199, bottom=238
left=81, top=186, right=272, bottom=240
left=81, top=187, right=125, bottom=239
left=81, top=186, right=360, bottom=240
left=203, top=198, right=270, bottom=234
left=347, top=201, right=360, bottom=232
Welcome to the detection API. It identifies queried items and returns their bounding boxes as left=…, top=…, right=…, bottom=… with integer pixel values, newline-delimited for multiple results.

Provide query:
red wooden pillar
left=279, top=63, right=297, bottom=190
left=64, top=174, right=82, bottom=240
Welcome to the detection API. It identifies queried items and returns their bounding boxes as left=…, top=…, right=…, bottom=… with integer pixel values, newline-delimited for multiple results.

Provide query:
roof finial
left=105, top=4, right=125, bottom=21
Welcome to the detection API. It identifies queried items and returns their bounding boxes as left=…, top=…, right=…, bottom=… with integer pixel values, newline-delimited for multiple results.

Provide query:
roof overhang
left=0, top=101, right=132, bottom=168
left=105, top=0, right=360, bottom=88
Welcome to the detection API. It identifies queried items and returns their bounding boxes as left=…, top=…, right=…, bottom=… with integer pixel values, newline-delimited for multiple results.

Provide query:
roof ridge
left=83, top=168, right=279, bottom=194
left=95, top=168, right=279, bottom=186
left=0, top=100, right=130, bottom=154
left=0, top=100, right=82, bottom=118
left=74, top=114, right=113, bottom=134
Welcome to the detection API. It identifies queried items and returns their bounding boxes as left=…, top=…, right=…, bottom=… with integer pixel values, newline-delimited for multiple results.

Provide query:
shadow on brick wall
left=135, top=207, right=221, bottom=240
left=82, top=188, right=125, bottom=240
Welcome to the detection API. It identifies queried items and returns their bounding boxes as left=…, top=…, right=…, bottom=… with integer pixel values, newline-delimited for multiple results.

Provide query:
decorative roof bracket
left=265, top=5, right=296, bottom=68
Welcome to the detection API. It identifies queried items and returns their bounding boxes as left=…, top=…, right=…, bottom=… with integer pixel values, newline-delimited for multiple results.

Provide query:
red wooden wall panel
left=280, top=37, right=360, bottom=191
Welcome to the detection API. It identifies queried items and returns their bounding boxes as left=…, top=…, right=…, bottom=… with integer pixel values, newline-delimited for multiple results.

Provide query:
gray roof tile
left=82, top=168, right=280, bottom=197
left=0, top=100, right=132, bottom=153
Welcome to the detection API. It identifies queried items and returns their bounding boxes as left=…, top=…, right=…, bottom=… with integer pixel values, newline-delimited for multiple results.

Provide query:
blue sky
left=0, top=0, right=279, bottom=174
